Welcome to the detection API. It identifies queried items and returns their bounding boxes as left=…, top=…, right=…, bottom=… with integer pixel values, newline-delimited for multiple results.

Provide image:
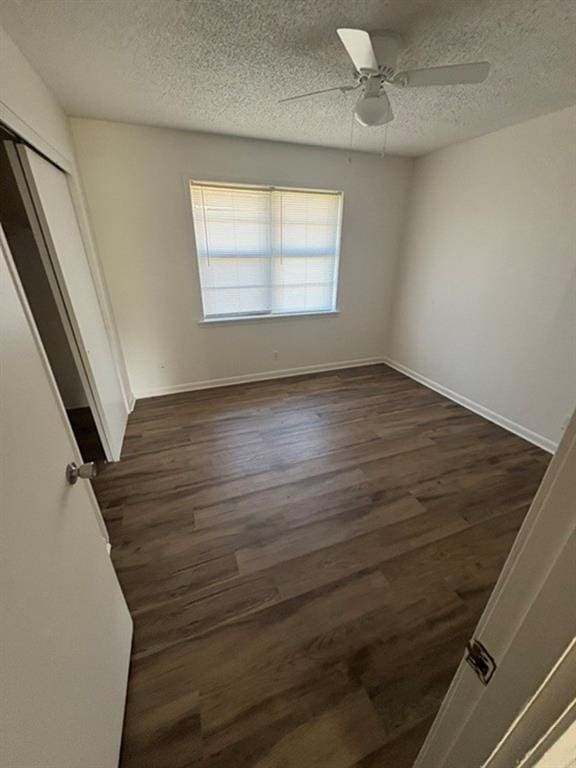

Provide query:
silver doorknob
left=66, top=461, right=97, bottom=485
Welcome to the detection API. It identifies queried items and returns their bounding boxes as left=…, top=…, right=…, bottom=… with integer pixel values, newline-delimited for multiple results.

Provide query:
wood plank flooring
left=93, top=364, right=550, bottom=768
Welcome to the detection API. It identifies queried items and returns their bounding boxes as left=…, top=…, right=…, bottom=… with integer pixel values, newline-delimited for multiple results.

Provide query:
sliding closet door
left=9, top=143, right=127, bottom=460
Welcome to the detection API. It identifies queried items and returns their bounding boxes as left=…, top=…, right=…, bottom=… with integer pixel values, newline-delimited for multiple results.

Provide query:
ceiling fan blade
left=394, top=61, right=490, bottom=87
left=278, top=84, right=357, bottom=104
left=337, top=28, right=379, bottom=73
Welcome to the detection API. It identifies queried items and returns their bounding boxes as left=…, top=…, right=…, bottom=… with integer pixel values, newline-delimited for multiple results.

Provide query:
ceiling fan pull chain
left=348, top=108, right=355, bottom=163
left=381, top=122, right=389, bottom=158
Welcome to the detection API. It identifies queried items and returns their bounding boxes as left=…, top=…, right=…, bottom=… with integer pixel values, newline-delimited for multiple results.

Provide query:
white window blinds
left=190, top=182, right=342, bottom=319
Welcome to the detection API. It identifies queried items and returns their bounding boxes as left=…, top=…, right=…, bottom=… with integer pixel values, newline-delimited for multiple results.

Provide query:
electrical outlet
left=273, top=350, right=279, bottom=361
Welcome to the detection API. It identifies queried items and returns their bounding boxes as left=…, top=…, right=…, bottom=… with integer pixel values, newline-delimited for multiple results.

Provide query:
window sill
left=198, top=310, right=340, bottom=325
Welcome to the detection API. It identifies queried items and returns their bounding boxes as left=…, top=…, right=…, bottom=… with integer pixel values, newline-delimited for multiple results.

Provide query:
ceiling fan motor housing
left=355, top=74, right=393, bottom=128
left=355, top=95, right=391, bottom=127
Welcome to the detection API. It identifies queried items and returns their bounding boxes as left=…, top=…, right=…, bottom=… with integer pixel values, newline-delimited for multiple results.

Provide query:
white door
left=6, top=142, right=127, bottom=461
left=0, top=229, right=132, bottom=767
left=415, top=413, right=576, bottom=768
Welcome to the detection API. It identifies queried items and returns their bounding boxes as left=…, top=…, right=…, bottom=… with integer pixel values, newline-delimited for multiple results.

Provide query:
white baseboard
left=134, top=357, right=386, bottom=400
left=132, top=355, right=557, bottom=454
left=383, top=357, right=557, bottom=454
left=127, top=392, right=136, bottom=413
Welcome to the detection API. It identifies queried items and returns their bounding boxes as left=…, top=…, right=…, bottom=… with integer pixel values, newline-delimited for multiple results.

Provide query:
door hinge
left=466, top=639, right=496, bottom=685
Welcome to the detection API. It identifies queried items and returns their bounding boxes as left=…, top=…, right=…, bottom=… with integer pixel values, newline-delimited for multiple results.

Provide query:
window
left=190, top=181, right=342, bottom=320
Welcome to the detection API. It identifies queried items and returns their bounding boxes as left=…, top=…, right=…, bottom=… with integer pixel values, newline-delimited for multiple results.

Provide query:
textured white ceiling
left=1, top=0, right=575, bottom=155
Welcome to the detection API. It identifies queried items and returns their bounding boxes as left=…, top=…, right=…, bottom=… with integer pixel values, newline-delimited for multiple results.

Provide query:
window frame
left=189, top=179, right=344, bottom=323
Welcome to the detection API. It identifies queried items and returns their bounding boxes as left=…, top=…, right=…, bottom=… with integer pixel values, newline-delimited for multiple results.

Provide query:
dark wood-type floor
left=93, top=365, right=549, bottom=768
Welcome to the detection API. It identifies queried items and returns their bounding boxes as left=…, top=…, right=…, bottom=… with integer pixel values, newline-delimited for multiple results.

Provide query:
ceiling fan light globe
left=354, top=95, right=390, bottom=127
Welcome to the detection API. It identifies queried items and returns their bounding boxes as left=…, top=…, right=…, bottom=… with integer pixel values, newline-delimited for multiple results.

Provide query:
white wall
left=70, top=119, right=413, bottom=397
left=388, top=107, right=576, bottom=451
left=0, top=23, right=72, bottom=169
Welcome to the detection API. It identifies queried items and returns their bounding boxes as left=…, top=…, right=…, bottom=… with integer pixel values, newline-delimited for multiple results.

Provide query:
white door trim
left=0, top=99, right=72, bottom=173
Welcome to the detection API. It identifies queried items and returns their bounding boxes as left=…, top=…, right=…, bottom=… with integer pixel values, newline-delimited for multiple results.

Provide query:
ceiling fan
left=279, top=29, right=490, bottom=127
